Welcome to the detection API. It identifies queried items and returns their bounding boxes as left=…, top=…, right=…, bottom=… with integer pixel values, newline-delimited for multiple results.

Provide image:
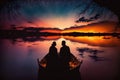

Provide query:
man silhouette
left=59, top=40, right=71, bottom=71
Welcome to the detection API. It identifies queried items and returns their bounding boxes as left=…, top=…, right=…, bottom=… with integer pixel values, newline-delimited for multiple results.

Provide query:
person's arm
left=55, top=48, right=58, bottom=54
left=59, top=47, right=63, bottom=56
left=67, top=46, right=71, bottom=54
left=48, top=46, right=51, bottom=54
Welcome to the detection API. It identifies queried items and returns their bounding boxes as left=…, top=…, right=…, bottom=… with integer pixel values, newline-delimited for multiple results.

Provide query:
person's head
left=52, top=41, right=56, bottom=46
left=62, top=40, right=66, bottom=46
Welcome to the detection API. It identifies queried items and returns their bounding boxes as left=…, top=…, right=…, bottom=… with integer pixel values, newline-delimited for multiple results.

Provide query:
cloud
left=76, top=14, right=101, bottom=23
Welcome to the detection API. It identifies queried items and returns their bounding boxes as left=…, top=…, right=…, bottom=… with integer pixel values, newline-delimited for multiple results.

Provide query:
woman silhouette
left=49, top=41, right=57, bottom=55
left=46, top=41, right=59, bottom=72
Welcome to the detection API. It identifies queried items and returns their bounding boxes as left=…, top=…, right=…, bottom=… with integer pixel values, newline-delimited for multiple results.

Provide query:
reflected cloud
left=9, top=36, right=61, bottom=44
left=40, top=36, right=60, bottom=40
left=77, top=47, right=108, bottom=62
left=89, top=55, right=107, bottom=62
left=77, top=47, right=104, bottom=55
left=5, top=35, right=120, bottom=47
left=64, top=36, right=120, bottom=47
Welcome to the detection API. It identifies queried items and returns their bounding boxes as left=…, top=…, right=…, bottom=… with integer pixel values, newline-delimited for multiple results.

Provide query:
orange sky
left=34, top=14, right=80, bottom=29
left=40, top=29, right=61, bottom=33
left=39, top=21, right=120, bottom=33
left=62, top=22, right=119, bottom=33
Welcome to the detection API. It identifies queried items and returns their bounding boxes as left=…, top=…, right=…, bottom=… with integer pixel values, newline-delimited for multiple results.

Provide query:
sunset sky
left=62, top=22, right=120, bottom=33
left=0, top=0, right=118, bottom=30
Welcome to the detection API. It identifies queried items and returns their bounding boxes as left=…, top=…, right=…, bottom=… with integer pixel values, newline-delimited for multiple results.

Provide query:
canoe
left=37, top=53, right=82, bottom=80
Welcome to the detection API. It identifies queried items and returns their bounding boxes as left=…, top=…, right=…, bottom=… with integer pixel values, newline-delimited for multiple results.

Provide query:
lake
left=0, top=36, right=120, bottom=80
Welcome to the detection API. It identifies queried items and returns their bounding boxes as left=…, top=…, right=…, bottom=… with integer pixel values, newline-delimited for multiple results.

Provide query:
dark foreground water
left=0, top=36, right=120, bottom=80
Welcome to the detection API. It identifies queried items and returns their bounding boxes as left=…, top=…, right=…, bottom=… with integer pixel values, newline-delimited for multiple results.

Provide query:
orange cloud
left=62, top=22, right=119, bottom=33
left=40, top=29, right=61, bottom=33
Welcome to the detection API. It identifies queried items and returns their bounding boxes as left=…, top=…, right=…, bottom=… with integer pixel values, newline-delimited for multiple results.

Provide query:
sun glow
left=62, top=22, right=117, bottom=33
left=36, top=14, right=77, bottom=29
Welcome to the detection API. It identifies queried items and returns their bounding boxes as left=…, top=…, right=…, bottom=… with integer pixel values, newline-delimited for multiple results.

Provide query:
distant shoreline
left=0, top=30, right=120, bottom=38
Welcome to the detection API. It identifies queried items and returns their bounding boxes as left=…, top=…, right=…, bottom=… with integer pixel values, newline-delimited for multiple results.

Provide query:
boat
left=37, top=53, right=82, bottom=80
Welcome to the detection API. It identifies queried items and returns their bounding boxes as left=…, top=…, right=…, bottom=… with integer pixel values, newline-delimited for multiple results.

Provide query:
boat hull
left=37, top=53, right=81, bottom=80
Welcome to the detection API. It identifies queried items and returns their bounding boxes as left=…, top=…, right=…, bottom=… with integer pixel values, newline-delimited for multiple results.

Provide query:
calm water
left=0, top=36, right=120, bottom=80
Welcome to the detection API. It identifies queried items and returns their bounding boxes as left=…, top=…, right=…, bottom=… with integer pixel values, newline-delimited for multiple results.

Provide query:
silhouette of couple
left=46, top=40, right=72, bottom=72
left=39, top=40, right=82, bottom=80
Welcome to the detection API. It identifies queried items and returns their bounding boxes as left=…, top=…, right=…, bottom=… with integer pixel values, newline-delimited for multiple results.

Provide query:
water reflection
left=0, top=36, right=120, bottom=80
left=64, top=36, right=120, bottom=47
left=77, top=47, right=107, bottom=62
left=8, top=36, right=120, bottom=47
left=89, top=55, right=106, bottom=62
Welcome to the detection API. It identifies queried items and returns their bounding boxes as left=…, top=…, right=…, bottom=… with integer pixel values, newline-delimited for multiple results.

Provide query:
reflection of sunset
left=40, top=36, right=60, bottom=40
left=63, top=36, right=120, bottom=47
left=21, top=35, right=120, bottom=48
left=1, top=0, right=119, bottom=80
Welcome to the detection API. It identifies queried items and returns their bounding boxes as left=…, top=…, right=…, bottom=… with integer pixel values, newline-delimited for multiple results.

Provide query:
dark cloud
left=93, top=0, right=120, bottom=20
left=76, top=14, right=101, bottom=23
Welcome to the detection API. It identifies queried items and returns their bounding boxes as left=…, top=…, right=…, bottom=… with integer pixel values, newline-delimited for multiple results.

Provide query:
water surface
left=0, top=36, right=120, bottom=80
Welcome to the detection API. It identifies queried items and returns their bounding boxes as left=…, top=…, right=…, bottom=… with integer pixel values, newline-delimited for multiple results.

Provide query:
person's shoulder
left=66, top=46, right=70, bottom=48
left=60, top=47, right=63, bottom=50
